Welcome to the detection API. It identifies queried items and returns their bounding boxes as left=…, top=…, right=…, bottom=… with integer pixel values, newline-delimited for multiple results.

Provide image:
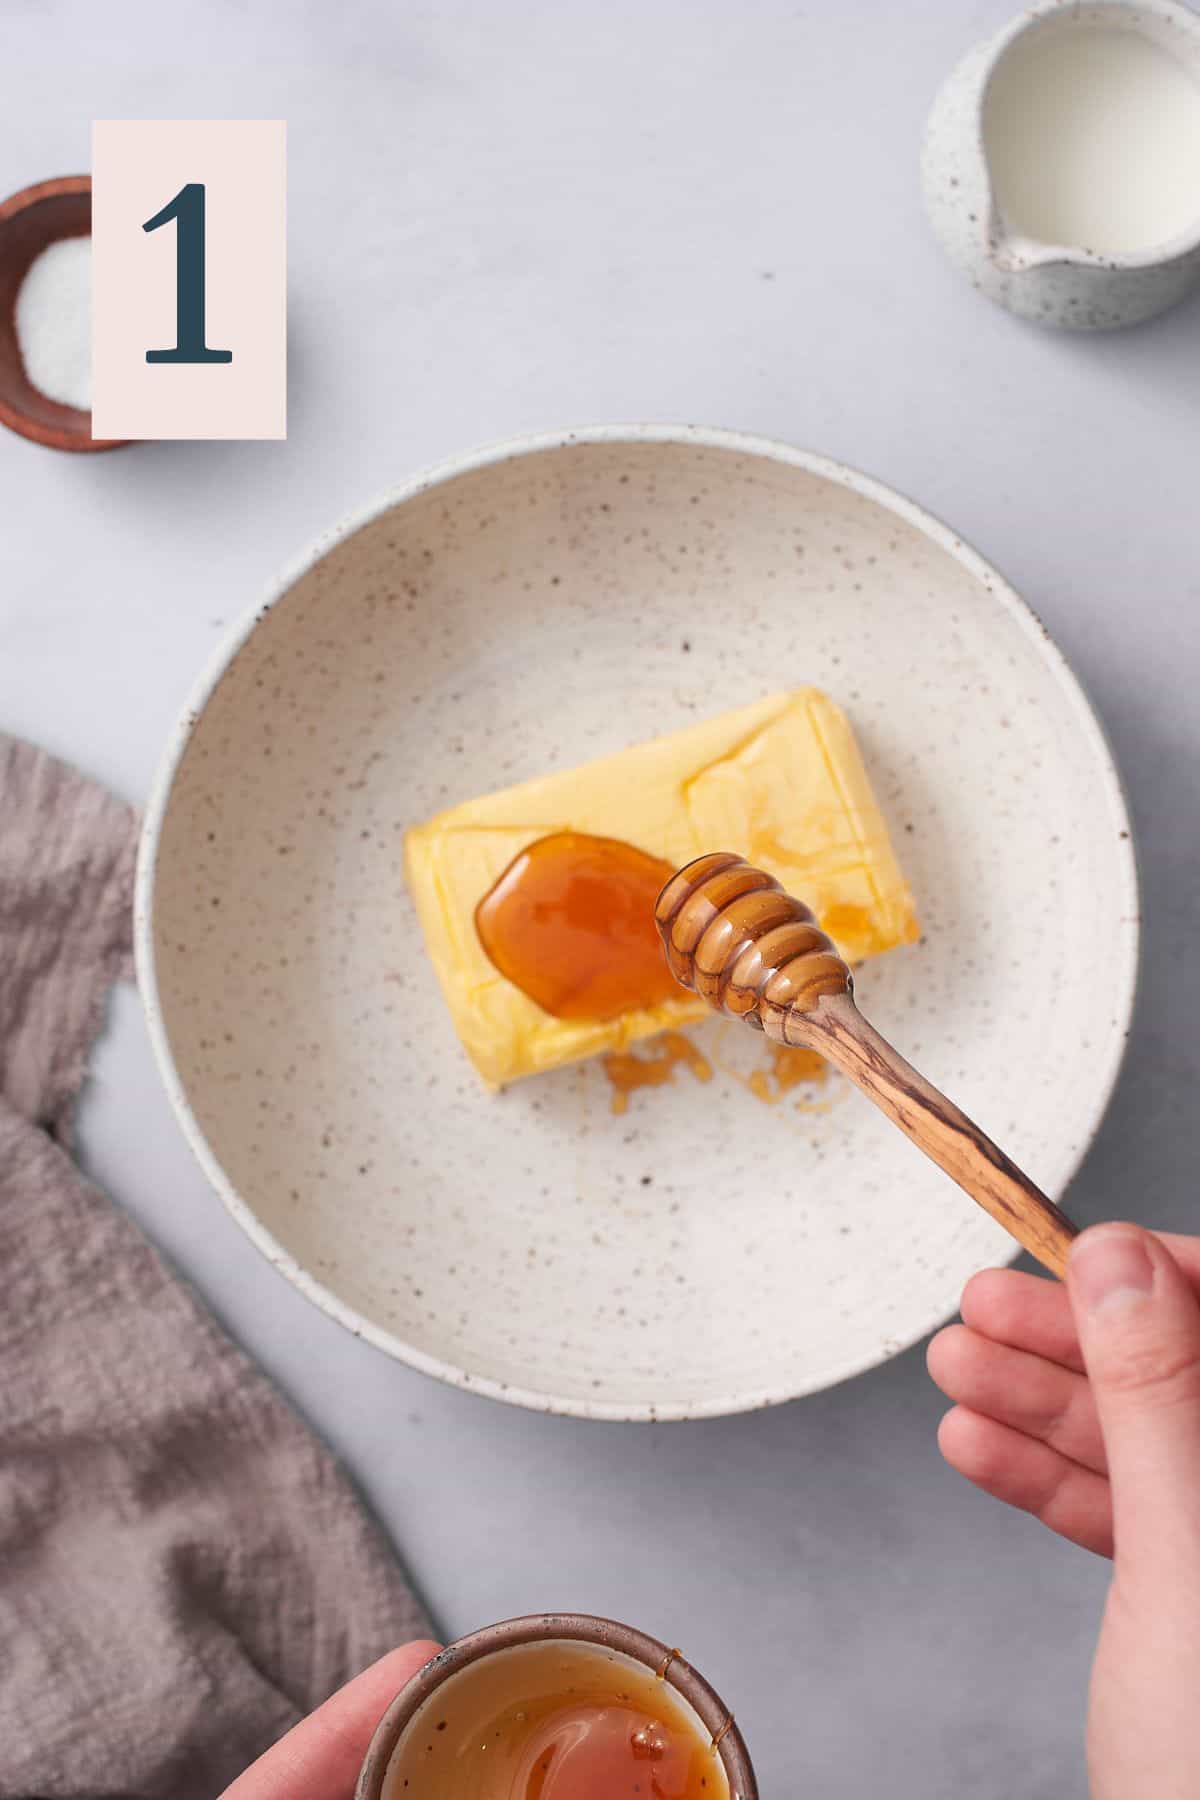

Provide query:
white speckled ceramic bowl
left=136, top=426, right=1139, bottom=1420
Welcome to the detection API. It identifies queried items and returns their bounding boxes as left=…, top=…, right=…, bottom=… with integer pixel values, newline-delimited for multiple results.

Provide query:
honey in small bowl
left=381, top=1637, right=731, bottom=1800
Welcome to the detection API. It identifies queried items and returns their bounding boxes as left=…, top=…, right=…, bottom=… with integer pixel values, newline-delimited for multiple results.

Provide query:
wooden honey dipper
left=655, top=853, right=1079, bottom=1278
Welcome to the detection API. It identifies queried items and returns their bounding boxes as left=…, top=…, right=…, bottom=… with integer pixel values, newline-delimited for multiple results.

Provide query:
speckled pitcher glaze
left=922, top=0, right=1200, bottom=329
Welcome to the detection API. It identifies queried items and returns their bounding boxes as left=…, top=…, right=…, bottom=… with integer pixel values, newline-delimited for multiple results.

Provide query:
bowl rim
left=353, top=1612, right=757, bottom=1800
left=134, top=422, right=1141, bottom=1420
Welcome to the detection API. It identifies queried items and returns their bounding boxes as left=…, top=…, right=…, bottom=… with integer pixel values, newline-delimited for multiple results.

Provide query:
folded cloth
left=0, top=737, right=431, bottom=1800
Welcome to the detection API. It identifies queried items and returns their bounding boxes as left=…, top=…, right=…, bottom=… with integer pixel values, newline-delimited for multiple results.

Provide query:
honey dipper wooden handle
left=806, top=992, right=1078, bottom=1279
left=655, top=852, right=1081, bottom=1279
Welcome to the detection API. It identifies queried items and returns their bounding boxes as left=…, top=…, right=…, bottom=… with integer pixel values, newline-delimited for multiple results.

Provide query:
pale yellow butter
left=405, top=689, right=919, bottom=1087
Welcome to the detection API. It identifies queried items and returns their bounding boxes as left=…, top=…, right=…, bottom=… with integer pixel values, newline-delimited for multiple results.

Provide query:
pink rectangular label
left=92, top=120, right=286, bottom=440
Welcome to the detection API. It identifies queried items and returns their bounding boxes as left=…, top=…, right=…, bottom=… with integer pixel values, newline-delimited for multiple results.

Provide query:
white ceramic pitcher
left=922, top=0, right=1200, bottom=329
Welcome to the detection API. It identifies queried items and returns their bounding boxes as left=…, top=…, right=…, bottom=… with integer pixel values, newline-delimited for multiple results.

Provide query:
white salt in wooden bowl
left=0, top=176, right=126, bottom=452
left=136, top=427, right=1138, bottom=1419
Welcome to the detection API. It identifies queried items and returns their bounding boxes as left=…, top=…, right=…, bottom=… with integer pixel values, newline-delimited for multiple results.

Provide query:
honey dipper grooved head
left=654, top=853, right=852, bottom=1041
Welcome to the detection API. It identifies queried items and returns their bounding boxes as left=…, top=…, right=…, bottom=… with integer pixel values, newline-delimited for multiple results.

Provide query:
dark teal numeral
left=143, top=183, right=232, bottom=365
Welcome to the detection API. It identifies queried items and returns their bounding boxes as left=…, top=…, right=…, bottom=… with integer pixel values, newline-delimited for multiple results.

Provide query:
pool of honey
left=475, top=832, right=680, bottom=1021
left=382, top=1639, right=730, bottom=1800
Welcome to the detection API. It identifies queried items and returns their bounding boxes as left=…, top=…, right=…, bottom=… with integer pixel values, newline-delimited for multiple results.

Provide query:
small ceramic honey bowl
left=0, top=175, right=126, bottom=452
left=356, top=1613, right=757, bottom=1800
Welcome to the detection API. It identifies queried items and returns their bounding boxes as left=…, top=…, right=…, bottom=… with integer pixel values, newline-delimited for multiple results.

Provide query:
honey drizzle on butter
left=814, top=901, right=875, bottom=951
left=476, top=832, right=680, bottom=1022
left=473, top=832, right=842, bottom=1115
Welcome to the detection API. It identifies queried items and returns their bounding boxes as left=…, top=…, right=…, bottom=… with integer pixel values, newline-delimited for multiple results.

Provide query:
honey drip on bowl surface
left=747, top=1043, right=828, bottom=1105
left=476, top=832, right=680, bottom=1021
left=382, top=1639, right=730, bottom=1799
left=603, top=1031, right=713, bottom=1115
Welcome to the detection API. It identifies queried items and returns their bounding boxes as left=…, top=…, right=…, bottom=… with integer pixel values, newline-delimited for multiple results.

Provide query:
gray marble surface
left=4, top=2, right=1198, bottom=1793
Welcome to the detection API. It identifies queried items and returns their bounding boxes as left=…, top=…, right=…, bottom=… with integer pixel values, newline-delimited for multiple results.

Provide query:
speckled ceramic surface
left=136, top=426, right=1139, bottom=1420
left=922, top=0, right=1200, bottom=331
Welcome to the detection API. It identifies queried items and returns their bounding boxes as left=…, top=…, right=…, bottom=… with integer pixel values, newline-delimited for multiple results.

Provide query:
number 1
left=143, top=183, right=233, bottom=365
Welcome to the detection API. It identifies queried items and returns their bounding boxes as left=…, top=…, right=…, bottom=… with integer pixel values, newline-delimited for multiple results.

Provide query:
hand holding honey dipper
left=658, top=853, right=1200, bottom=1799
left=928, top=1228, right=1200, bottom=1799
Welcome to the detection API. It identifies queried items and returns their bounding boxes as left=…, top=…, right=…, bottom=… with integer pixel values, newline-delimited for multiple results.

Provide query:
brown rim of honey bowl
left=0, top=175, right=128, bottom=453
left=355, top=1612, right=758, bottom=1800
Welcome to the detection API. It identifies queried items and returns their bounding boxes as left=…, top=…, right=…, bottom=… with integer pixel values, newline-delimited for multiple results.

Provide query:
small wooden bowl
left=0, top=175, right=127, bottom=453
left=355, top=1613, right=757, bottom=1799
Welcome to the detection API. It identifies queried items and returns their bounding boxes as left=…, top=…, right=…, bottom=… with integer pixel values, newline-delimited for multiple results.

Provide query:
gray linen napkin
left=0, top=736, right=431, bottom=1800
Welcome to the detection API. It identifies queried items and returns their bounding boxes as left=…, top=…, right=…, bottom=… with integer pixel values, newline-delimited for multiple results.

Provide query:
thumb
left=220, top=1639, right=441, bottom=1799
left=1068, top=1224, right=1200, bottom=1575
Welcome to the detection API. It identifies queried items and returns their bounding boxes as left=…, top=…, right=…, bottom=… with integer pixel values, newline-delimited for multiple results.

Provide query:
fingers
left=932, top=1231, right=1200, bottom=1564
left=960, top=1267, right=1086, bottom=1372
left=937, top=1405, right=1114, bottom=1557
left=1068, top=1224, right=1200, bottom=1577
left=927, top=1323, right=1106, bottom=1474
left=1137, top=1231, right=1200, bottom=1284
left=959, top=1234, right=1200, bottom=1374
left=221, top=1638, right=442, bottom=1800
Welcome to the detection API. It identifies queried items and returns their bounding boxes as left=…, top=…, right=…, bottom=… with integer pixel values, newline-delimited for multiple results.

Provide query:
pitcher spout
left=987, top=216, right=1069, bottom=275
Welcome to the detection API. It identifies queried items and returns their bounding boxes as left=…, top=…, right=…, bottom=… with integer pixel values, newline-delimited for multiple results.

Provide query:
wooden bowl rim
left=0, top=172, right=94, bottom=224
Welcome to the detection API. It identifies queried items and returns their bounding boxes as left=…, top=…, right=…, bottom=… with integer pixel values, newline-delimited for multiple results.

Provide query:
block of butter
left=405, top=689, right=919, bottom=1087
